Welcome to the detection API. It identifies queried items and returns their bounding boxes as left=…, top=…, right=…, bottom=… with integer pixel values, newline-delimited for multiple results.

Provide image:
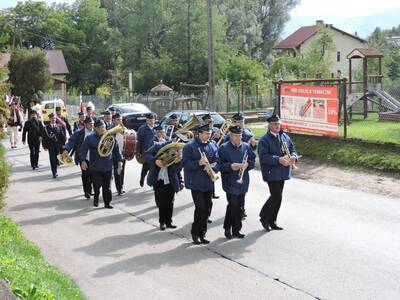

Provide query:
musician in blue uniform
left=63, top=116, right=94, bottom=199
left=136, top=113, right=155, bottom=187
left=201, top=113, right=220, bottom=219
left=182, top=124, right=219, bottom=245
left=218, top=126, right=256, bottom=239
left=42, top=113, right=66, bottom=178
left=103, top=110, right=113, bottom=129
left=145, top=139, right=182, bottom=230
left=223, top=112, right=257, bottom=218
left=80, top=119, right=124, bottom=208
left=22, top=110, right=43, bottom=170
left=165, top=113, right=182, bottom=140
left=258, top=114, right=298, bottom=231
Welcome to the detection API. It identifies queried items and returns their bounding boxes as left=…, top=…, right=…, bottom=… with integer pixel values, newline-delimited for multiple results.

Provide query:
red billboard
left=280, top=84, right=339, bottom=137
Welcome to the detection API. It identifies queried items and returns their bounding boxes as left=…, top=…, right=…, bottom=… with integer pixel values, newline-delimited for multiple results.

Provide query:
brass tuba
left=155, top=142, right=185, bottom=167
left=174, top=114, right=201, bottom=142
left=98, top=123, right=125, bottom=157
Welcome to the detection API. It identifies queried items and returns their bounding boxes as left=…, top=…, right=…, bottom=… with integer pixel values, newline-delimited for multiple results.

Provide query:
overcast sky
left=292, top=0, right=400, bottom=18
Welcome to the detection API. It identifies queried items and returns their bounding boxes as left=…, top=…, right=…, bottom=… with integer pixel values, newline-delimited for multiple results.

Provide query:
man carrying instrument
left=103, top=110, right=113, bottom=129
left=136, top=113, right=155, bottom=187
left=182, top=124, right=219, bottom=245
left=73, top=112, right=85, bottom=132
left=165, top=113, right=182, bottom=140
left=112, top=113, right=126, bottom=195
left=218, top=126, right=256, bottom=239
left=145, top=138, right=182, bottom=230
left=258, top=114, right=298, bottom=231
left=223, top=112, right=257, bottom=219
left=42, top=113, right=66, bottom=178
left=62, top=116, right=94, bottom=199
left=55, top=106, right=72, bottom=137
left=151, top=124, right=168, bottom=146
left=22, top=110, right=43, bottom=170
left=80, top=119, right=123, bottom=208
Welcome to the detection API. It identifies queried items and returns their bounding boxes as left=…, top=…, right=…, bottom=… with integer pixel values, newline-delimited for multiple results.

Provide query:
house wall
left=51, top=74, right=67, bottom=97
left=300, top=30, right=367, bottom=76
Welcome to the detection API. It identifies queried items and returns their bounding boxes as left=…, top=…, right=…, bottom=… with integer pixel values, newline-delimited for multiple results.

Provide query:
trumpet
left=281, top=139, right=298, bottom=170
left=236, top=151, right=248, bottom=184
left=198, top=148, right=219, bottom=181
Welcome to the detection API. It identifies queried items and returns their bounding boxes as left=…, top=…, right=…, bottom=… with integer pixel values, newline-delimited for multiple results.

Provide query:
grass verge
left=0, top=215, right=87, bottom=299
left=251, top=128, right=400, bottom=173
left=0, top=142, right=86, bottom=299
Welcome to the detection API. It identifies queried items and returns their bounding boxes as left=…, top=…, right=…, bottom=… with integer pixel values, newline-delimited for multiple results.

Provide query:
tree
left=8, top=48, right=53, bottom=105
left=216, top=0, right=299, bottom=61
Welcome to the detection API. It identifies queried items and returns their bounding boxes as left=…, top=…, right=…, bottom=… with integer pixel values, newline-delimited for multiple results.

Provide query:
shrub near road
left=0, top=144, right=86, bottom=299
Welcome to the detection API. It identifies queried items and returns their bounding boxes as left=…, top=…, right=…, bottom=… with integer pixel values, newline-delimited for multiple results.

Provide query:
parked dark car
left=159, top=110, right=225, bottom=128
left=107, top=103, right=156, bottom=130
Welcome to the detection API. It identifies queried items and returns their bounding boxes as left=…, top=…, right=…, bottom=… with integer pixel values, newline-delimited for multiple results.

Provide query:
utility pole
left=207, top=0, right=215, bottom=110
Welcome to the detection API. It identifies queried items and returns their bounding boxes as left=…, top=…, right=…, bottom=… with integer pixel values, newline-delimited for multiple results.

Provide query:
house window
left=337, top=51, right=341, bottom=62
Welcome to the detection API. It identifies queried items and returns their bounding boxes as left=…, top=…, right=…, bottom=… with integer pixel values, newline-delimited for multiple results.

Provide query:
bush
left=0, top=144, right=11, bottom=209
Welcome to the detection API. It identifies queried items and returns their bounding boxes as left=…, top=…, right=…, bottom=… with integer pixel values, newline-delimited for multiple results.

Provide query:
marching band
left=12, top=102, right=298, bottom=245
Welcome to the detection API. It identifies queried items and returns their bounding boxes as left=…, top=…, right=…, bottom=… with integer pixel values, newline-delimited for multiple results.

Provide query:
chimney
left=316, top=20, right=324, bottom=28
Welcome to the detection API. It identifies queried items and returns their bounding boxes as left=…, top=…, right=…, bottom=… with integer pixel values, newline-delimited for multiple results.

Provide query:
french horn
left=155, top=142, right=185, bottom=167
left=98, top=123, right=125, bottom=157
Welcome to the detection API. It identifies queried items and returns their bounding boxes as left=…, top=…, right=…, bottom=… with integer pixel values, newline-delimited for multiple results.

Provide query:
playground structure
left=347, top=48, right=400, bottom=120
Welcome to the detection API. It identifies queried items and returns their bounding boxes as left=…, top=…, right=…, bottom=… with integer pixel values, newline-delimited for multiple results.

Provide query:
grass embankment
left=251, top=127, right=400, bottom=173
left=0, top=143, right=87, bottom=299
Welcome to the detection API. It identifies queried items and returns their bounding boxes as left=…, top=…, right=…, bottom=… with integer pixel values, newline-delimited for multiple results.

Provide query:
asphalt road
left=4, top=144, right=400, bottom=300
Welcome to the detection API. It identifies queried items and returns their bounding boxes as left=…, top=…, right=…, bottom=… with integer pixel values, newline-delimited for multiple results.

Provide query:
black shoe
left=212, top=193, right=219, bottom=199
left=160, top=223, right=166, bottom=231
left=32, top=166, right=36, bottom=170
left=139, top=177, right=144, bottom=187
left=260, top=219, right=270, bottom=232
left=224, top=229, right=232, bottom=239
left=166, top=223, right=177, bottom=229
left=52, top=174, right=57, bottom=178
left=93, top=199, right=99, bottom=207
left=200, top=237, right=210, bottom=244
left=120, top=190, right=125, bottom=194
left=192, top=235, right=201, bottom=245
left=270, top=223, right=283, bottom=230
left=84, top=193, right=90, bottom=199
left=207, top=219, right=212, bottom=224
left=35, top=165, right=39, bottom=169
left=117, top=191, right=122, bottom=196
left=232, top=232, right=245, bottom=239
left=105, top=205, right=114, bottom=209
left=89, top=192, right=94, bottom=196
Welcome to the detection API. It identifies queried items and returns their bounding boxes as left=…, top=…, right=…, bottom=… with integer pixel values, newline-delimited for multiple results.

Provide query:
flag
left=79, top=93, right=83, bottom=113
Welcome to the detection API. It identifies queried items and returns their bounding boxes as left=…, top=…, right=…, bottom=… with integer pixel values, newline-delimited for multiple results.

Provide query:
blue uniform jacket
left=218, top=141, right=256, bottom=195
left=144, top=141, right=182, bottom=193
left=258, top=130, right=297, bottom=182
left=64, top=128, right=90, bottom=164
left=182, top=137, right=219, bottom=192
left=137, top=124, right=155, bottom=154
left=79, top=132, right=123, bottom=172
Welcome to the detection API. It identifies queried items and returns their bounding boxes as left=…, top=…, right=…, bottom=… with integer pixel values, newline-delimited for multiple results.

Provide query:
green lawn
left=340, top=113, right=400, bottom=145
left=0, top=214, right=87, bottom=300
left=248, top=120, right=400, bottom=173
left=248, top=113, right=400, bottom=145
